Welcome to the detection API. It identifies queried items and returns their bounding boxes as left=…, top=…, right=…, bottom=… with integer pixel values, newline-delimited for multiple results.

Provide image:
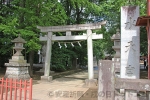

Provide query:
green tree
left=0, top=0, right=148, bottom=73
left=0, top=0, right=67, bottom=74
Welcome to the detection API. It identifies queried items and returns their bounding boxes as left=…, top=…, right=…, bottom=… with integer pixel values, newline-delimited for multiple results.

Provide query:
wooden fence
left=0, top=78, right=32, bottom=100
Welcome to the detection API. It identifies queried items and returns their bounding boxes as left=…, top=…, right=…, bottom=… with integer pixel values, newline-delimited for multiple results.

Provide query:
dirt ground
left=0, top=66, right=148, bottom=79
left=0, top=66, right=148, bottom=100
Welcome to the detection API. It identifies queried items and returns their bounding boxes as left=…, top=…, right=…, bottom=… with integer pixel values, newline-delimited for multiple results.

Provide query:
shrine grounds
left=0, top=63, right=148, bottom=100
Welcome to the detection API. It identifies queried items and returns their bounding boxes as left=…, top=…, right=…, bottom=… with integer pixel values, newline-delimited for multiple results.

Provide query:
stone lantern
left=4, top=35, right=30, bottom=80
left=111, top=29, right=121, bottom=61
left=111, top=29, right=121, bottom=77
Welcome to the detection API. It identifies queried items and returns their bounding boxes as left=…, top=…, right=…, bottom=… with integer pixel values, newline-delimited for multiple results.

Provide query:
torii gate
left=37, top=21, right=106, bottom=82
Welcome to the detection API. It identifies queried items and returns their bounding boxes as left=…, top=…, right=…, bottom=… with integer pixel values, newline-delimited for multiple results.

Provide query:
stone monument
left=120, top=5, right=140, bottom=96
left=4, top=35, right=30, bottom=80
left=120, top=6, right=140, bottom=79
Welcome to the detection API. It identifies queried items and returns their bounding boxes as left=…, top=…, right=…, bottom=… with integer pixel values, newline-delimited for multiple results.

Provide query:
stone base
left=83, top=79, right=98, bottom=87
left=41, top=76, right=53, bottom=82
left=4, top=66, right=30, bottom=80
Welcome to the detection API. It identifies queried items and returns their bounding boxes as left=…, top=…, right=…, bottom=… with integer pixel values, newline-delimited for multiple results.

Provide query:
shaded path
left=32, top=70, right=91, bottom=100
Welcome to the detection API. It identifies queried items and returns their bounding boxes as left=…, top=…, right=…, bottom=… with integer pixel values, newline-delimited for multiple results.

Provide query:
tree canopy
left=0, top=0, right=148, bottom=72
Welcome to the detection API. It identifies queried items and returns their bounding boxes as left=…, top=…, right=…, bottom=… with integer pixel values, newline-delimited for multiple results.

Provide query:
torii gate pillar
left=41, top=32, right=53, bottom=81
left=87, top=29, right=94, bottom=79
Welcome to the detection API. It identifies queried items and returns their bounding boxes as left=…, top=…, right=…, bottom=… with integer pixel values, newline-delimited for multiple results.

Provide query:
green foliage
left=51, top=42, right=76, bottom=71
left=93, top=26, right=115, bottom=60
left=60, top=0, right=103, bottom=24
left=140, top=27, right=147, bottom=56
left=0, top=0, right=148, bottom=71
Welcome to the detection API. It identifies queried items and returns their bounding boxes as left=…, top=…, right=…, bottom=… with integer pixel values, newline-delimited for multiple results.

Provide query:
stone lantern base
left=4, top=64, right=30, bottom=80
left=4, top=66, right=30, bottom=80
left=112, top=58, right=121, bottom=78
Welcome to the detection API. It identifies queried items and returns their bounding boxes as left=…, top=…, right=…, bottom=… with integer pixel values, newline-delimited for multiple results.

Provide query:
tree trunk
left=19, top=0, right=26, bottom=28
left=66, top=0, right=73, bottom=25
left=28, top=50, right=34, bottom=77
left=75, top=2, right=80, bottom=24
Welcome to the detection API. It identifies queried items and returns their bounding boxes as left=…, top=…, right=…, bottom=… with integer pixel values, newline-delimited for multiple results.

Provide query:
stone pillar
left=121, top=6, right=140, bottom=79
left=41, top=32, right=53, bottom=81
left=87, top=29, right=94, bottom=80
left=111, top=29, right=121, bottom=61
left=98, top=60, right=115, bottom=100
left=120, top=5, right=140, bottom=96
left=84, top=29, right=97, bottom=87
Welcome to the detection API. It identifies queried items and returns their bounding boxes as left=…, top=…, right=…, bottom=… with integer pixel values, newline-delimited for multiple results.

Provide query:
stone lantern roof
left=11, top=35, right=26, bottom=43
left=111, top=29, right=120, bottom=40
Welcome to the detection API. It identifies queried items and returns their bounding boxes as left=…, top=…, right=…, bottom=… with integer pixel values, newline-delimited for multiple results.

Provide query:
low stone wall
left=98, top=60, right=150, bottom=100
